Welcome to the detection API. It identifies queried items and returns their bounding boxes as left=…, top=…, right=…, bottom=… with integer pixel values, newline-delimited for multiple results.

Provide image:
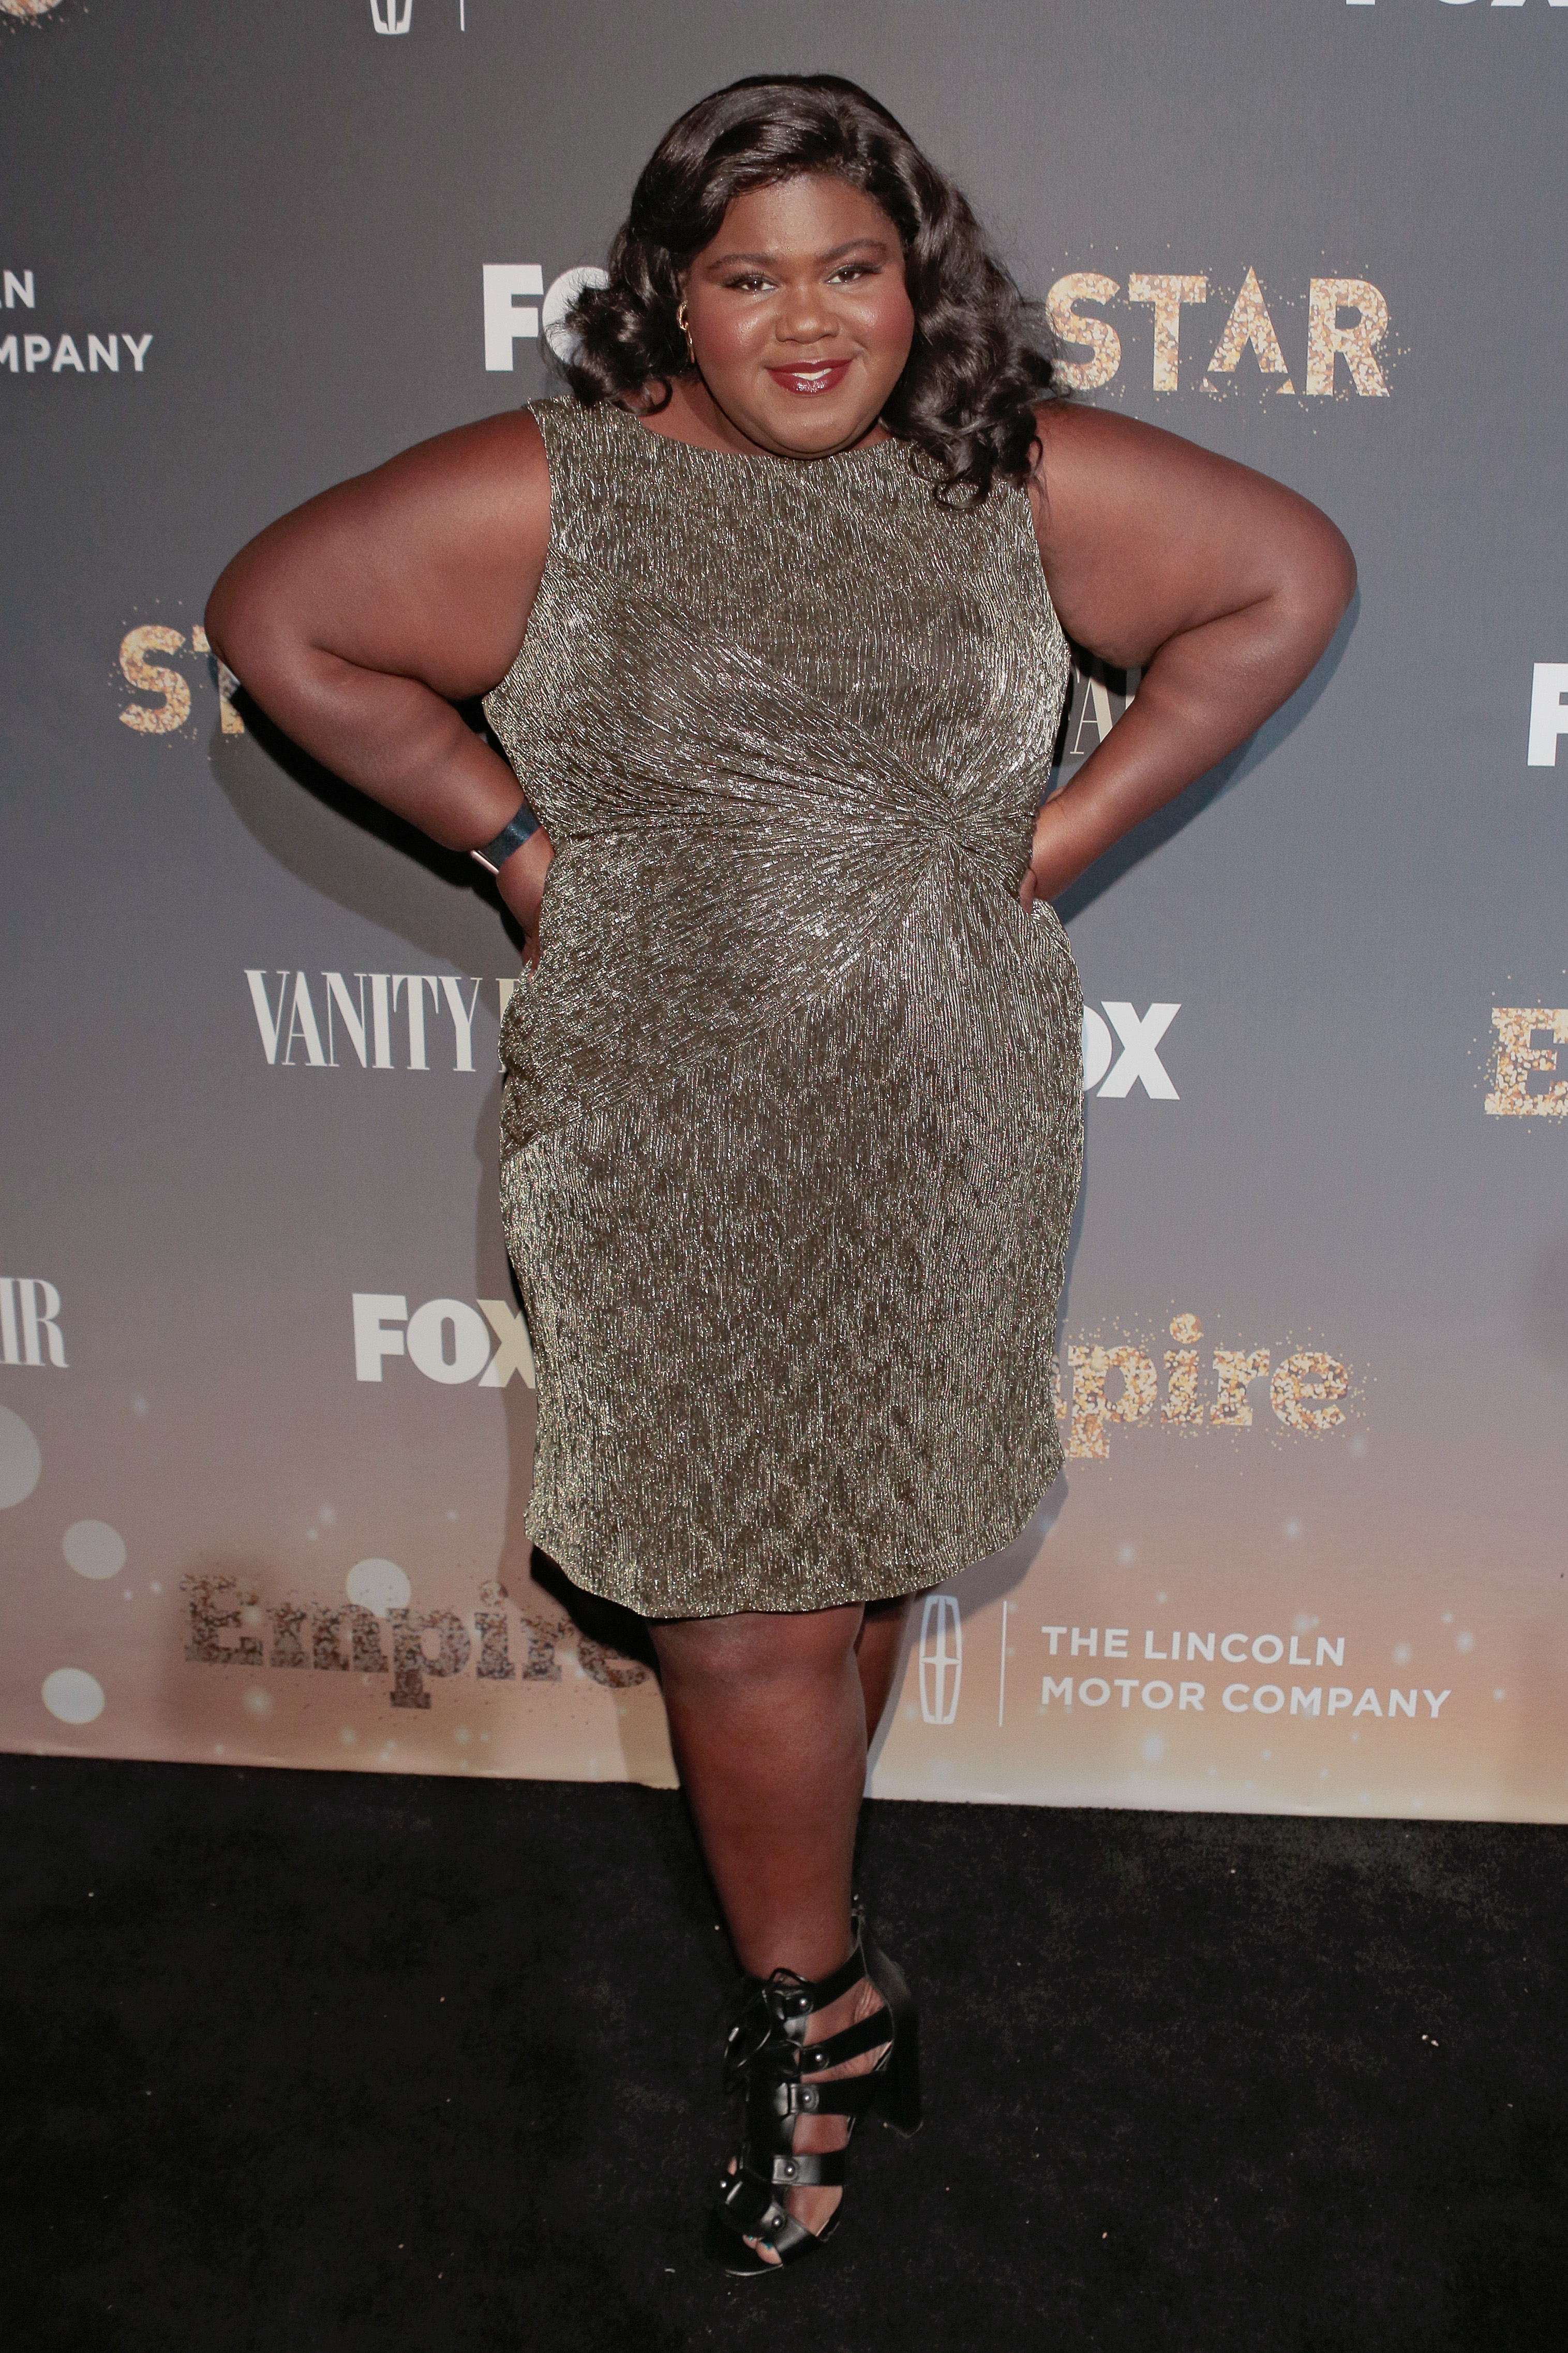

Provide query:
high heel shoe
left=706, top=1901, right=921, bottom=2276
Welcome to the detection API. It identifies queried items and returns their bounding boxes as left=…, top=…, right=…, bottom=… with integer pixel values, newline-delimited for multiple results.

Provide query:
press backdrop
left=3, top=0, right=1565, bottom=1819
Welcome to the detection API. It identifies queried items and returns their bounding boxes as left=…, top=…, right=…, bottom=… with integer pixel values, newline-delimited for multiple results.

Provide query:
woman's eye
left=723, top=274, right=771, bottom=293
left=830, top=263, right=877, bottom=284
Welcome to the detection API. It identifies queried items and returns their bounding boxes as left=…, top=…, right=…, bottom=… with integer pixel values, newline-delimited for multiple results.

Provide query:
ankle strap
left=802, top=1938, right=867, bottom=2010
left=738, top=1923, right=868, bottom=2021
left=799, top=2007, right=891, bottom=2075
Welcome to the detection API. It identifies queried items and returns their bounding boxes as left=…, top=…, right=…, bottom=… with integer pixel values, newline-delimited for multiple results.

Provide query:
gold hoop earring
left=676, top=299, right=695, bottom=366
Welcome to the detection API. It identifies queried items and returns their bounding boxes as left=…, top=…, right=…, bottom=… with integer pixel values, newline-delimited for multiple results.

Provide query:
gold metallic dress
left=483, top=396, right=1081, bottom=1619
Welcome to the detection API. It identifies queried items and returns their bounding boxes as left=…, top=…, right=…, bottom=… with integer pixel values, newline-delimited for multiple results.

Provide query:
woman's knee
left=652, top=1604, right=864, bottom=1693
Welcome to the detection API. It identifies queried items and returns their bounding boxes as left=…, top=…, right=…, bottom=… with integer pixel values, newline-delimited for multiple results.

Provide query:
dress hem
left=524, top=1473, right=1062, bottom=1623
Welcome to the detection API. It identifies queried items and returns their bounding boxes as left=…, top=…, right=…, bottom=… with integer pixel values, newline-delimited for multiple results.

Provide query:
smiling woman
left=679, top=176, right=915, bottom=446
left=204, top=68, right=1353, bottom=2286
left=564, top=73, right=1055, bottom=494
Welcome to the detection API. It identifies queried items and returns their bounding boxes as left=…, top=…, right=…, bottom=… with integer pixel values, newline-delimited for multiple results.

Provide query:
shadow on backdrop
left=207, top=693, right=526, bottom=972
left=1522, top=1231, right=1568, bottom=1374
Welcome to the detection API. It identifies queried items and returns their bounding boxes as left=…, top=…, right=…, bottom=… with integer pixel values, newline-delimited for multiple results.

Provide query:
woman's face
left=680, top=174, right=915, bottom=458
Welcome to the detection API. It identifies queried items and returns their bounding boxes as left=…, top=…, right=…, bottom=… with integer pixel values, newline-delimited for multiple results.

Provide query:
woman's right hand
left=494, top=823, right=555, bottom=969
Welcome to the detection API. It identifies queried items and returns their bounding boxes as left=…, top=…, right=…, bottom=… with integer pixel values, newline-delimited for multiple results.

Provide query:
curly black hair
left=561, top=73, right=1059, bottom=505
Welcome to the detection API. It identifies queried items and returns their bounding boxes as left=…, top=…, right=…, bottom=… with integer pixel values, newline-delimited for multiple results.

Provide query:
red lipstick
left=767, top=361, right=852, bottom=397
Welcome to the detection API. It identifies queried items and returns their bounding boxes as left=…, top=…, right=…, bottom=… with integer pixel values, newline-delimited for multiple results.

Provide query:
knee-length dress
left=482, top=396, right=1081, bottom=1619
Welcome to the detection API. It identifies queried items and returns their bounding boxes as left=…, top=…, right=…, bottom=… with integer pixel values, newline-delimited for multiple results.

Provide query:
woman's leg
left=855, top=1595, right=913, bottom=1741
left=650, top=1603, right=892, bottom=2253
left=651, top=1603, right=868, bottom=1982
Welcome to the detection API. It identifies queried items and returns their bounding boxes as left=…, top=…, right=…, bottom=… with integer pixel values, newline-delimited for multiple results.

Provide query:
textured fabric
left=483, top=396, right=1081, bottom=1618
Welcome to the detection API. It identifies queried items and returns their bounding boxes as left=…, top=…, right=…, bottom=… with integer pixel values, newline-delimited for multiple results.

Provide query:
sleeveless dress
left=483, top=396, right=1081, bottom=1619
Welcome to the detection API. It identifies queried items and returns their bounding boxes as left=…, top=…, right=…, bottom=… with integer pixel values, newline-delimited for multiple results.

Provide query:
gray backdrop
left=2, top=0, right=1565, bottom=1818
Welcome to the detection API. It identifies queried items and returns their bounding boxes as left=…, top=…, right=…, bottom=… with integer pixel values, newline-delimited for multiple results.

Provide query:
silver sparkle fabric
left=483, top=396, right=1082, bottom=1619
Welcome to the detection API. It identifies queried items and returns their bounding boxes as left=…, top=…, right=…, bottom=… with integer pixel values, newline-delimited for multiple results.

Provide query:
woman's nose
left=775, top=284, right=837, bottom=344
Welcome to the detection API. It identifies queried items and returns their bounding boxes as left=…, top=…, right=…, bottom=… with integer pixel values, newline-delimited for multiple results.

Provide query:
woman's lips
left=766, top=360, right=852, bottom=396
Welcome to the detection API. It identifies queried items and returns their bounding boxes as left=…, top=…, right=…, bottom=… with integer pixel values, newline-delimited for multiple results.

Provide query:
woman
left=207, top=75, right=1354, bottom=2275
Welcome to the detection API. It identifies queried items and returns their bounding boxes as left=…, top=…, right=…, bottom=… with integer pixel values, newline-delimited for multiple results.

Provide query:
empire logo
left=1058, top=1314, right=1352, bottom=1458
left=1485, top=1008, right=1567, bottom=1117
left=1, top=271, right=152, bottom=379
left=1047, top=271, right=1390, bottom=398
left=0, top=1278, right=66, bottom=1368
left=183, top=1575, right=645, bottom=1712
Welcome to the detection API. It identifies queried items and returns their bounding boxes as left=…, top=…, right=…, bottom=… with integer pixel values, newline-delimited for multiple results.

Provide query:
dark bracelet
left=469, top=800, right=541, bottom=876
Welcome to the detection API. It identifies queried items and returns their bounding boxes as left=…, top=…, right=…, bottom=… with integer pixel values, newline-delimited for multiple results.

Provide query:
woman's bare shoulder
left=1028, top=401, right=1239, bottom=522
left=346, top=406, right=551, bottom=544
left=1025, top=397, right=1354, bottom=664
left=210, top=407, right=554, bottom=696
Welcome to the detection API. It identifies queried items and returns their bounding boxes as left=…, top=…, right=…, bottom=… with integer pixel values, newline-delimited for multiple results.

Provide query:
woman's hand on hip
left=1020, top=789, right=1100, bottom=907
left=495, top=824, right=555, bottom=969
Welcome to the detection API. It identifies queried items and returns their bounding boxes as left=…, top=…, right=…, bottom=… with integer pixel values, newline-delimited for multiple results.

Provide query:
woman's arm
left=205, top=408, right=555, bottom=951
left=1025, top=405, right=1356, bottom=900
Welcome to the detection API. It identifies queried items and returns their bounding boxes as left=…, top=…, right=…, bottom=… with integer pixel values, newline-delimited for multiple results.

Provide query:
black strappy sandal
left=707, top=1903, right=921, bottom=2276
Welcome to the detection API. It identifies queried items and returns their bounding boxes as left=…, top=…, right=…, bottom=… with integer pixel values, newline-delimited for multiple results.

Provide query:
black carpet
left=2, top=1756, right=1563, bottom=2353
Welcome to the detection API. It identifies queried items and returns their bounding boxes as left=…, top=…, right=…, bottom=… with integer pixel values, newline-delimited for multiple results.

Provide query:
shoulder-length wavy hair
left=561, top=73, right=1059, bottom=505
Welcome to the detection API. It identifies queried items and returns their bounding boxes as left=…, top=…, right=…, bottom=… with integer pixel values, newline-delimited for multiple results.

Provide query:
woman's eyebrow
left=704, top=238, right=893, bottom=269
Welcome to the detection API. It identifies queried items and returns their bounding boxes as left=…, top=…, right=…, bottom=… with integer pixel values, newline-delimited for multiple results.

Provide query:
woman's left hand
left=495, top=822, right=555, bottom=969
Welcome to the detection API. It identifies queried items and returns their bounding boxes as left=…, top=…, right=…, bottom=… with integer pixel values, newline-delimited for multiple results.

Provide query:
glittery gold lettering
left=118, top=624, right=190, bottom=734
left=1128, top=274, right=1207, bottom=390
left=1485, top=1007, right=1568, bottom=1117
left=474, top=1613, right=515, bottom=1680
left=1270, top=1352, right=1349, bottom=1433
left=1305, top=278, right=1390, bottom=398
left=1046, top=273, right=1121, bottom=391
left=1162, top=1313, right=1205, bottom=1424
left=1211, top=1349, right=1272, bottom=1428
left=389, top=1609, right=473, bottom=1711
left=311, top=1605, right=390, bottom=1675
left=518, top=1616, right=564, bottom=1683
left=182, top=1574, right=263, bottom=1666
left=577, top=1637, right=650, bottom=1689
left=190, top=623, right=246, bottom=734
left=1206, top=268, right=1293, bottom=392
left=1069, top=1344, right=1157, bottom=1459
left=267, top=1604, right=308, bottom=1668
